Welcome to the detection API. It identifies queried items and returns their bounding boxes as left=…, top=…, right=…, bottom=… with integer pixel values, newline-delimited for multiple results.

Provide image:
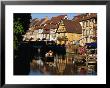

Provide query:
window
left=52, top=34, right=56, bottom=39
left=90, top=29, right=93, bottom=35
left=83, top=29, right=86, bottom=36
left=82, top=21, right=85, bottom=28
left=83, top=30, right=85, bottom=36
left=87, top=20, right=89, bottom=27
left=86, top=30, right=88, bottom=36
left=84, top=21, right=86, bottom=27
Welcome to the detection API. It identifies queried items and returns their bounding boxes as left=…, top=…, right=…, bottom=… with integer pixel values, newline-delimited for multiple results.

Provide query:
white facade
left=50, top=29, right=57, bottom=41
left=79, top=17, right=97, bottom=46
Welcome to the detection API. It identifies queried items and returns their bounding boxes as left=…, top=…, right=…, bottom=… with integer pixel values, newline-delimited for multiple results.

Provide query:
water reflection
left=29, top=53, right=97, bottom=75
left=14, top=41, right=97, bottom=75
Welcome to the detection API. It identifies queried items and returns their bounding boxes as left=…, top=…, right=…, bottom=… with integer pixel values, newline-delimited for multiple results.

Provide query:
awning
left=85, top=42, right=97, bottom=49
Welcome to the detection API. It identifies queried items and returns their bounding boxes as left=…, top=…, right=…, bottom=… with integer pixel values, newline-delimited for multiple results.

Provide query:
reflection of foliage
left=14, top=13, right=31, bottom=50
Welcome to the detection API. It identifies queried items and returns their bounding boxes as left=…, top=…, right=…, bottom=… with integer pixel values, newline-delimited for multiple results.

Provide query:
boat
left=45, top=50, right=54, bottom=62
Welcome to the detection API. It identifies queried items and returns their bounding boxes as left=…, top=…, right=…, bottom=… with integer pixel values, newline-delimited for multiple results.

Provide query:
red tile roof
left=34, top=26, right=43, bottom=30
left=45, top=20, right=51, bottom=24
left=73, top=13, right=97, bottom=22
left=30, top=18, right=40, bottom=27
left=42, top=29, right=50, bottom=34
left=61, top=20, right=82, bottom=34
left=43, top=24, right=58, bottom=30
left=35, top=18, right=46, bottom=26
left=30, top=14, right=83, bottom=34
left=51, top=15, right=67, bottom=24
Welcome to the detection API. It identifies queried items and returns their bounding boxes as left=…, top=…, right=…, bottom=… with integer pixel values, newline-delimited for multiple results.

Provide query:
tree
left=14, top=13, right=31, bottom=50
left=14, top=14, right=32, bottom=75
left=14, top=18, right=24, bottom=50
left=14, top=13, right=32, bottom=34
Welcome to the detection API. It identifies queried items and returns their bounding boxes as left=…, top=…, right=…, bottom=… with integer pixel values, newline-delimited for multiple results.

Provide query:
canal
left=14, top=41, right=97, bottom=75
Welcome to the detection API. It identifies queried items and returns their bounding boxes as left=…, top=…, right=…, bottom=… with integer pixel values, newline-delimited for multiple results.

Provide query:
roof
left=29, top=18, right=40, bottom=27
left=42, top=29, right=50, bottom=34
left=35, top=18, right=47, bottom=26
left=62, top=20, right=82, bottom=34
left=30, top=17, right=48, bottom=28
left=34, top=26, right=43, bottom=30
left=51, top=15, right=67, bottom=24
left=44, top=24, right=58, bottom=30
left=30, top=15, right=67, bottom=30
left=85, top=42, right=97, bottom=49
left=45, top=20, right=51, bottom=24
left=73, top=13, right=97, bottom=22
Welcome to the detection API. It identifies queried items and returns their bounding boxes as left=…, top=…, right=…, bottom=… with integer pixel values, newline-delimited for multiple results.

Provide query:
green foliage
left=14, top=18, right=24, bottom=50
left=13, top=13, right=32, bottom=50
left=14, top=13, right=32, bottom=34
left=14, top=18, right=24, bottom=35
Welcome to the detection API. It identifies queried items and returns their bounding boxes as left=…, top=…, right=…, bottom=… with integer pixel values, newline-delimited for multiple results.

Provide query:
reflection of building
left=73, top=13, right=97, bottom=46
left=56, top=20, right=82, bottom=45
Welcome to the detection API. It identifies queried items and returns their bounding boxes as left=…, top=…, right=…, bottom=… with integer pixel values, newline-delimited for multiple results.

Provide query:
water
left=14, top=42, right=97, bottom=75
left=29, top=53, right=97, bottom=75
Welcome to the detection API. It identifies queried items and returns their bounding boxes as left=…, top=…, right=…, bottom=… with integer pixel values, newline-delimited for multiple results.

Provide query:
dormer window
left=64, top=16, right=68, bottom=19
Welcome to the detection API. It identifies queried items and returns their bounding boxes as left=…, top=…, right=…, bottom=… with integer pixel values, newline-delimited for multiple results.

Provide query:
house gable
left=57, top=21, right=66, bottom=33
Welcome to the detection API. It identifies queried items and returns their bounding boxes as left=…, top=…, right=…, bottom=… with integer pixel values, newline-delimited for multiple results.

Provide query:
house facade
left=23, top=17, right=49, bottom=41
left=56, top=20, right=82, bottom=45
left=42, top=15, right=68, bottom=41
left=23, top=14, right=97, bottom=46
left=73, top=13, right=97, bottom=46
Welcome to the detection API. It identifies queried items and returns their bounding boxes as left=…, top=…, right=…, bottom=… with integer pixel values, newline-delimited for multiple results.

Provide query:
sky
left=31, top=13, right=81, bottom=20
